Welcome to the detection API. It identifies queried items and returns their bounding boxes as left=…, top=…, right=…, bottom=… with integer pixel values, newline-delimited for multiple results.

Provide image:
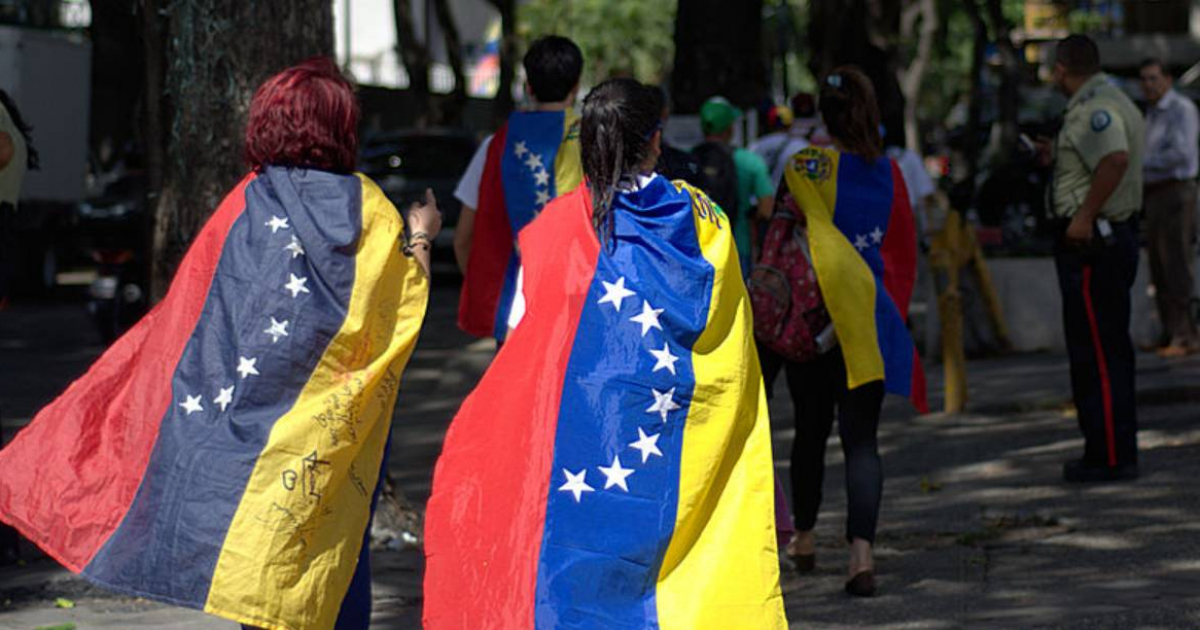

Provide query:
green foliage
left=518, top=0, right=677, bottom=87
left=912, top=0, right=1026, bottom=129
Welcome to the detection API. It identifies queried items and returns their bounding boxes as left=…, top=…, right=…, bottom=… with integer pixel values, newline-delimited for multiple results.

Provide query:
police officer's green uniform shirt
left=1053, top=73, right=1144, bottom=221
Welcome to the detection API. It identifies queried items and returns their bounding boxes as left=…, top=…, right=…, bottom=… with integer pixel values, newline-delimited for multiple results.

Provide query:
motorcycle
left=77, top=174, right=147, bottom=344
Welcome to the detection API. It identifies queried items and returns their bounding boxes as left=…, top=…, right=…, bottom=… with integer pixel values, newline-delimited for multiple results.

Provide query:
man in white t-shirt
left=453, top=37, right=584, bottom=342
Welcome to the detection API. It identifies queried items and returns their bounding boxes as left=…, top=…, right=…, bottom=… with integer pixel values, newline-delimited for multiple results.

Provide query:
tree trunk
left=432, top=0, right=467, bottom=125
left=898, top=0, right=936, bottom=151
left=807, top=0, right=906, bottom=145
left=490, top=0, right=517, bottom=123
left=148, top=0, right=333, bottom=300
left=671, top=0, right=768, bottom=113
left=985, top=0, right=1020, bottom=163
left=962, top=0, right=987, bottom=191
left=394, top=0, right=432, bottom=126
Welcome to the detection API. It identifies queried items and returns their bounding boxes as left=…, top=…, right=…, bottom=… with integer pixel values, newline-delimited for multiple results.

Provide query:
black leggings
left=760, top=345, right=885, bottom=544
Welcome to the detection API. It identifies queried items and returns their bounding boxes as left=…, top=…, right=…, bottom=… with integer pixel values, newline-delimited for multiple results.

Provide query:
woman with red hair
left=0, top=58, right=438, bottom=629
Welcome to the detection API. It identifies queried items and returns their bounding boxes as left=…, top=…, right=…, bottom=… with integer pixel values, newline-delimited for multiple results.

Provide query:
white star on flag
left=598, top=455, right=634, bottom=492
left=266, top=215, right=290, bottom=234
left=534, top=169, right=550, bottom=187
left=179, top=395, right=203, bottom=415
left=525, top=153, right=544, bottom=171
left=647, top=387, right=681, bottom=422
left=237, top=356, right=260, bottom=379
left=649, top=342, right=679, bottom=375
left=629, top=427, right=663, bottom=463
left=214, top=386, right=234, bottom=412
left=535, top=190, right=551, bottom=206
left=284, top=273, right=310, bottom=298
left=598, top=276, right=636, bottom=312
left=870, top=226, right=884, bottom=244
left=264, top=317, right=290, bottom=343
left=514, top=141, right=528, bottom=157
left=284, top=235, right=305, bottom=259
left=559, top=468, right=594, bottom=503
left=630, top=300, right=664, bottom=337
left=854, top=234, right=870, bottom=251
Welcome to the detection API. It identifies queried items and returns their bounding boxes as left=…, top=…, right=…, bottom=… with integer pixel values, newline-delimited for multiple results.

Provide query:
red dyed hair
left=244, top=57, right=360, bottom=173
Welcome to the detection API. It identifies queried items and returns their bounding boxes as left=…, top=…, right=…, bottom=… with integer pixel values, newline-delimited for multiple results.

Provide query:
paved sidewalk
left=2, top=287, right=1199, bottom=628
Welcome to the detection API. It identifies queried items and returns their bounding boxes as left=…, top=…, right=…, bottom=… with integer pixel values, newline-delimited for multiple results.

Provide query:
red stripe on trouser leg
left=1081, top=266, right=1118, bottom=467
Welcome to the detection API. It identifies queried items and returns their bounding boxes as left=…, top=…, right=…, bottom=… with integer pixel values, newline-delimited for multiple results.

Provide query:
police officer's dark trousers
left=1053, top=219, right=1139, bottom=467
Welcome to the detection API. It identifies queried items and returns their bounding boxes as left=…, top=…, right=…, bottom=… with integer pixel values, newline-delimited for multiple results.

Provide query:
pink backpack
left=748, top=192, right=832, bottom=362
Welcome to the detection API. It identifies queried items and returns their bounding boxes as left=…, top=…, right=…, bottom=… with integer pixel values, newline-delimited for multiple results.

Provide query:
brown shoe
left=785, top=538, right=816, bottom=572
left=845, top=570, right=876, bottom=597
left=789, top=552, right=815, bottom=572
left=1157, top=343, right=1195, bottom=358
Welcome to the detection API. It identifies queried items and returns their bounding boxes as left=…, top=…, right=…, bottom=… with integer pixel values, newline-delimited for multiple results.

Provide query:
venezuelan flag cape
left=784, top=146, right=928, bottom=412
left=458, top=110, right=583, bottom=341
left=426, top=175, right=787, bottom=629
left=0, top=167, right=429, bottom=630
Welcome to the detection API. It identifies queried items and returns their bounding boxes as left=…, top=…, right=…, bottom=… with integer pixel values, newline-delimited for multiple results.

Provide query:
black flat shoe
left=845, top=570, right=876, bottom=597
left=1063, top=459, right=1139, bottom=483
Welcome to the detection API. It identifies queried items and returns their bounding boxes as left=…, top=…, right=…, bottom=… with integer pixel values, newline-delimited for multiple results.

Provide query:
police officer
left=1037, top=35, right=1144, bottom=482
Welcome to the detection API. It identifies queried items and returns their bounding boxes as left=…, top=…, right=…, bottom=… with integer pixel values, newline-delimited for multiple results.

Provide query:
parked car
left=358, top=128, right=477, bottom=261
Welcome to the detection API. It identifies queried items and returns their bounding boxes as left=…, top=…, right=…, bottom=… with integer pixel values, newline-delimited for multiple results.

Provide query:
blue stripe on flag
left=834, top=154, right=913, bottom=396
left=84, top=168, right=362, bottom=606
left=532, top=176, right=715, bottom=628
left=493, top=111, right=566, bottom=338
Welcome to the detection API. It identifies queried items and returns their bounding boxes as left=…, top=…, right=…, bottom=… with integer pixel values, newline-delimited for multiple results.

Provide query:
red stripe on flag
left=880, top=160, right=917, bottom=317
left=1081, top=266, right=1118, bottom=466
left=882, top=160, right=928, bottom=412
left=425, top=186, right=598, bottom=627
left=458, top=124, right=512, bottom=338
left=0, top=174, right=255, bottom=572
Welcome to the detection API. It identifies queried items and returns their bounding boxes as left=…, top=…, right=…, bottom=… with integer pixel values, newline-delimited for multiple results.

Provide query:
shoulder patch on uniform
left=1090, top=109, right=1112, bottom=132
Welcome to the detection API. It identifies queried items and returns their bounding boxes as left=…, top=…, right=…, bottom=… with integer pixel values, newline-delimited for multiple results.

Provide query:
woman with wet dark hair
left=759, top=66, right=924, bottom=597
left=425, top=78, right=787, bottom=627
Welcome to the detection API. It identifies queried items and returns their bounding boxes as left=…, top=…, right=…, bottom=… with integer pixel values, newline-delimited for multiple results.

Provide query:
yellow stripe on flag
left=655, top=183, right=787, bottom=630
left=783, top=148, right=883, bottom=389
left=204, top=176, right=429, bottom=630
left=553, top=112, right=583, bottom=197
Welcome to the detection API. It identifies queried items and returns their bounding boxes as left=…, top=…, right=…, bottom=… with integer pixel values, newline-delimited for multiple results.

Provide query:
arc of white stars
left=647, top=387, right=681, bottom=422
left=629, top=427, right=663, bottom=463
left=266, top=215, right=290, bottom=234
left=649, top=342, right=679, bottom=375
left=870, top=226, right=884, bottom=244
left=630, top=300, right=664, bottom=337
left=513, top=141, right=528, bottom=157
left=598, top=276, right=636, bottom=312
left=237, top=356, right=260, bottom=379
left=284, top=235, right=305, bottom=259
left=534, top=169, right=550, bottom=187
left=559, top=468, right=594, bottom=503
left=535, top=190, right=551, bottom=206
left=525, top=153, right=544, bottom=171
left=284, top=273, right=310, bottom=298
left=598, top=456, right=634, bottom=492
left=179, top=394, right=203, bottom=415
left=264, top=317, right=290, bottom=343
left=854, top=234, right=870, bottom=251
left=214, top=386, right=234, bottom=412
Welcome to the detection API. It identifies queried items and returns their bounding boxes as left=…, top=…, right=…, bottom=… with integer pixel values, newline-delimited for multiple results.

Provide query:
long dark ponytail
left=580, top=78, right=661, bottom=245
left=0, top=90, right=38, bottom=170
